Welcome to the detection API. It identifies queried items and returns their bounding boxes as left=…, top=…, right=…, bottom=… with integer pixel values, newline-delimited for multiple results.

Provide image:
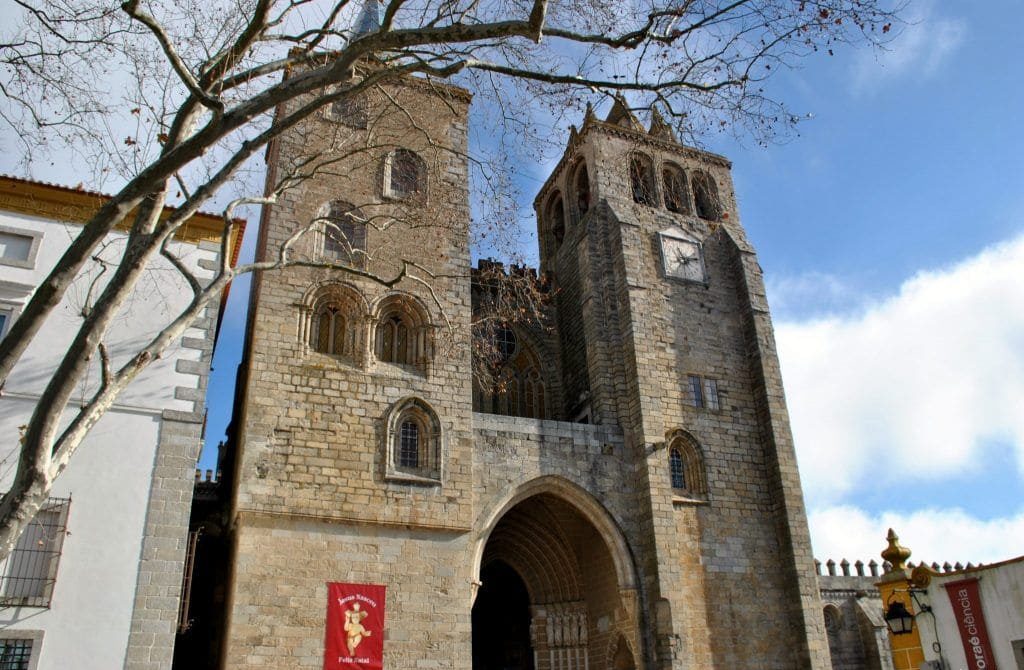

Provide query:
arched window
left=378, top=314, right=411, bottom=364
left=473, top=330, right=547, bottom=420
left=573, top=162, right=591, bottom=221
left=629, top=154, right=656, bottom=205
left=662, top=164, right=691, bottom=214
left=548, top=193, right=566, bottom=249
left=373, top=294, right=431, bottom=369
left=384, top=149, right=426, bottom=200
left=667, top=431, right=707, bottom=496
left=669, top=448, right=685, bottom=489
left=691, top=170, right=721, bottom=220
left=301, top=283, right=365, bottom=360
left=386, top=398, right=442, bottom=483
left=312, top=304, right=346, bottom=355
left=316, top=200, right=366, bottom=263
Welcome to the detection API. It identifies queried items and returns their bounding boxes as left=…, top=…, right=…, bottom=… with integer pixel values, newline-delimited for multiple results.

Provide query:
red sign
left=943, top=578, right=998, bottom=670
left=324, top=582, right=386, bottom=670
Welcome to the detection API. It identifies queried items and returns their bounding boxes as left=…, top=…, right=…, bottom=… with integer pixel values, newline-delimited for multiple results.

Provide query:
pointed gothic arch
left=547, top=191, right=566, bottom=251
left=628, top=153, right=656, bottom=206
left=661, top=162, right=691, bottom=215
left=472, top=476, right=642, bottom=670
left=473, top=327, right=549, bottom=419
left=690, top=169, right=722, bottom=220
left=666, top=429, right=707, bottom=497
left=572, top=159, right=591, bottom=222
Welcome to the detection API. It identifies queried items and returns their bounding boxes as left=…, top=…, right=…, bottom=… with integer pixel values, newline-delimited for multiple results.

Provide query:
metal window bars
left=0, top=496, right=71, bottom=608
left=0, top=639, right=33, bottom=670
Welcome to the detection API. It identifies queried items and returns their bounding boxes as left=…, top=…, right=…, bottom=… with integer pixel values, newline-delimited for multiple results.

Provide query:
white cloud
left=776, top=233, right=1024, bottom=505
left=851, top=2, right=966, bottom=94
left=810, top=505, right=1024, bottom=566
left=766, top=271, right=859, bottom=320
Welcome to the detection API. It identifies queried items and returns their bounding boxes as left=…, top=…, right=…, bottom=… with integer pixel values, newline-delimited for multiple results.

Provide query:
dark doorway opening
left=472, top=560, right=534, bottom=670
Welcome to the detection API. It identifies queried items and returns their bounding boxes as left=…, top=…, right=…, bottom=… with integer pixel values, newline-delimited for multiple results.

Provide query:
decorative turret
left=604, top=94, right=643, bottom=131
left=647, top=106, right=677, bottom=143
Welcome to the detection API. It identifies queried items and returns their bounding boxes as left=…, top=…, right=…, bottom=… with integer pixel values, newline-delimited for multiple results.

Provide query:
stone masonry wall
left=531, top=118, right=830, bottom=669
left=224, top=78, right=475, bottom=666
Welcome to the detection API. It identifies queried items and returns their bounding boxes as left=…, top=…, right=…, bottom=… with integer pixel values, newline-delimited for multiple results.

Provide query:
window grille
left=0, top=496, right=70, bottom=608
left=669, top=449, right=686, bottom=489
left=0, top=639, right=33, bottom=670
left=399, top=421, right=420, bottom=468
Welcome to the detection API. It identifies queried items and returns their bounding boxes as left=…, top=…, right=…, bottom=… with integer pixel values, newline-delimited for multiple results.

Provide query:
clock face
left=661, top=235, right=705, bottom=282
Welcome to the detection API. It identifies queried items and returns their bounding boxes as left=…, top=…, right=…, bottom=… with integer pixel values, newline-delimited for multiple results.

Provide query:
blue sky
left=198, top=0, right=1024, bottom=566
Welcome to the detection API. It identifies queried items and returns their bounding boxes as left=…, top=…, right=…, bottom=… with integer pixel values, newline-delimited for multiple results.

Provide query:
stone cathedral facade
left=215, top=71, right=832, bottom=669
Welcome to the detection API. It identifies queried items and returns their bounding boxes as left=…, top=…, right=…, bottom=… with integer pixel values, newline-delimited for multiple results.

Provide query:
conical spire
left=605, top=95, right=643, bottom=131
left=351, top=0, right=381, bottom=37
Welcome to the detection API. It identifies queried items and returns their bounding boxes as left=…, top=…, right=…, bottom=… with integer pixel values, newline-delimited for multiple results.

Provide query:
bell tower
left=532, top=99, right=832, bottom=668
left=221, top=70, right=478, bottom=667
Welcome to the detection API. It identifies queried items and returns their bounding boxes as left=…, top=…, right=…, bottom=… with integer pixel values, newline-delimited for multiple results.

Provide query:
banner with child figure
left=324, top=582, right=386, bottom=670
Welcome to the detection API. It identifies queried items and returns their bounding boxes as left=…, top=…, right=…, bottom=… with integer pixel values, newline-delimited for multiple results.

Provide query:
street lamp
left=884, top=600, right=915, bottom=635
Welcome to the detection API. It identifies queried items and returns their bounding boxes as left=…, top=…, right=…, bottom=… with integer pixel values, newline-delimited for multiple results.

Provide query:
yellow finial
left=881, top=528, right=912, bottom=571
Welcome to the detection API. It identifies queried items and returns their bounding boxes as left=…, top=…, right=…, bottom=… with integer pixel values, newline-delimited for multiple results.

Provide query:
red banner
left=324, top=582, right=386, bottom=670
left=943, top=578, right=997, bottom=670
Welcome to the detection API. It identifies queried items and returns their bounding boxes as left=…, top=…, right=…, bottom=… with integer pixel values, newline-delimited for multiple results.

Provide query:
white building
left=915, top=556, right=1024, bottom=670
left=0, top=176, right=242, bottom=670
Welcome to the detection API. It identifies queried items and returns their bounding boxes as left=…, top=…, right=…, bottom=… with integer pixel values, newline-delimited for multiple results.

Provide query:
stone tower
left=219, top=78, right=830, bottom=668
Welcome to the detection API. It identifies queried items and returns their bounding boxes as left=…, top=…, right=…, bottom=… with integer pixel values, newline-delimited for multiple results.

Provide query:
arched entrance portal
left=472, top=492, right=640, bottom=670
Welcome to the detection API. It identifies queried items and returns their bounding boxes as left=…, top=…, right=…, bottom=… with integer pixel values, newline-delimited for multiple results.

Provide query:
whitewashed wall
left=0, top=209, right=216, bottom=411
left=917, top=558, right=1024, bottom=670
left=0, top=206, right=221, bottom=670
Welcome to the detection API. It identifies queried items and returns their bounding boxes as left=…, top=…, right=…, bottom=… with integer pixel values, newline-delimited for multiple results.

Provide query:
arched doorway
left=472, top=490, right=640, bottom=670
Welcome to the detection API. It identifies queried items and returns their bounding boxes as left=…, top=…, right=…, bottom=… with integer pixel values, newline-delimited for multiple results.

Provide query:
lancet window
left=629, top=154, right=656, bottom=205
left=573, top=162, right=591, bottom=221
left=691, top=169, right=722, bottom=220
left=548, top=192, right=566, bottom=249
left=474, top=327, right=547, bottom=420
left=667, top=431, right=707, bottom=496
left=662, top=163, right=691, bottom=215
